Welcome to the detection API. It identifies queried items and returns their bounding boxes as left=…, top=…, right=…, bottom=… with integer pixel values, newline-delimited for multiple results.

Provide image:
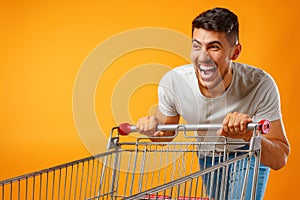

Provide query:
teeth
left=199, top=65, right=217, bottom=71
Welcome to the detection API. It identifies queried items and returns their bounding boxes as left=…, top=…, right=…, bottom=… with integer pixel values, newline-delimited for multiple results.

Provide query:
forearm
left=260, top=136, right=290, bottom=170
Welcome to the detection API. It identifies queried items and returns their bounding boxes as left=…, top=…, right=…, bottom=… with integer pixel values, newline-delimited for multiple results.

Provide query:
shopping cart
left=0, top=120, right=270, bottom=200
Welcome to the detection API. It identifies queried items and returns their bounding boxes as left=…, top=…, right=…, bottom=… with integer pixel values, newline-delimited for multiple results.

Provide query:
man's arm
left=217, top=112, right=290, bottom=170
left=260, top=119, right=290, bottom=170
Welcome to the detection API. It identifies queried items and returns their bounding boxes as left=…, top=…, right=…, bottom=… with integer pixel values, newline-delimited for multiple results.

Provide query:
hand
left=136, top=116, right=160, bottom=137
left=136, top=115, right=175, bottom=141
left=217, top=112, right=253, bottom=141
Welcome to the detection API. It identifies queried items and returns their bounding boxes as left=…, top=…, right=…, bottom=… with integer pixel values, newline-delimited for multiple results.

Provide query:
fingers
left=221, top=112, right=253, bottom=139
left=136, top=116, right=175, bottom=141
left=136, top=116, right=158, bottom=136
left=153, top=131, right=165, bottom=137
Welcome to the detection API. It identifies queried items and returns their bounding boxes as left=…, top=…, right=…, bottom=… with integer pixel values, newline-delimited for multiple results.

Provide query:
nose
left=197, top=49, right=211, bottom=62
left=194, top=48, right=212, bottom=63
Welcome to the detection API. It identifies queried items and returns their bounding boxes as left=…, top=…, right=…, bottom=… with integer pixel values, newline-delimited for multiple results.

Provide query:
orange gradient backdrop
left=0, top=1, right=299, bottom=199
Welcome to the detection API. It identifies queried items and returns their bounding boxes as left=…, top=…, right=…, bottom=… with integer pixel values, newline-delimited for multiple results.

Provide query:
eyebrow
left=192, top=39, right=222, bottom=46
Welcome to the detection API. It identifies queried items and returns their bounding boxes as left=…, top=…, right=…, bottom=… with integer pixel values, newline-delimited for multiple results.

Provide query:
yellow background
left=0, top=0, right=299, bottom=199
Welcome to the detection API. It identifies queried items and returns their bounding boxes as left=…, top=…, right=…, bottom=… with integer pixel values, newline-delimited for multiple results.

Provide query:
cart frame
left=0, top=121, right=269, bottom=200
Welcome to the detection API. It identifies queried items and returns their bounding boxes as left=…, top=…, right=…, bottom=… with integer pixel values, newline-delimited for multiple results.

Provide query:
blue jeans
left=199, top=146, right=270, bottom=200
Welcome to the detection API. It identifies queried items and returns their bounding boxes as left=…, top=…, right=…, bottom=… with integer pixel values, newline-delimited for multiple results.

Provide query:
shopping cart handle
left=258, top=119, right=271, bottom=134
left=118, top=119, right=271, bottom=135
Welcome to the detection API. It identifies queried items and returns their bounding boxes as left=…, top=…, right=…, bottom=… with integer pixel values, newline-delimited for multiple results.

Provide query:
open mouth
left=199, top=65, right=218, bottom=79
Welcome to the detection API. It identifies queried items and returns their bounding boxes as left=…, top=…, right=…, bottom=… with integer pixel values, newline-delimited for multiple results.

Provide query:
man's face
left=191, top=28, right=240, bottom=95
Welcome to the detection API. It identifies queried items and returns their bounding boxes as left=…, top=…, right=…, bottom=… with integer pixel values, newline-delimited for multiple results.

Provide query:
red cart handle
left=257, top=119, right=271, bottom=134
left=118, top=120, right=271, bottom=135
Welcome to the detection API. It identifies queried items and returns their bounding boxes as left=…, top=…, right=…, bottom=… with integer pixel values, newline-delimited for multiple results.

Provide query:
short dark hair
left=192, top=7, right=239, bottom=45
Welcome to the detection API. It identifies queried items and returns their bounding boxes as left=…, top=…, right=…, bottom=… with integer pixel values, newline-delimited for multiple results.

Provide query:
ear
left=231, top=43, right=242, bottom=60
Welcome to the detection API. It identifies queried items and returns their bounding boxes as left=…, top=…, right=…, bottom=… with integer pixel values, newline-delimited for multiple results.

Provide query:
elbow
left=271, top=156, right=288, bottom=170
left=271, top=145, right=290, bottom=171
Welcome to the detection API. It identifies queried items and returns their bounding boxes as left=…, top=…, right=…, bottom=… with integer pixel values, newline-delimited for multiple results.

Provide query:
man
left=136, top=7, right=290, bottom=199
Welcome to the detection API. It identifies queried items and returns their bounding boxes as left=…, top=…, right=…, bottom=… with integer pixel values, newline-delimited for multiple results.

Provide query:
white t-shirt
left=158, top=62, right=281, bottom=145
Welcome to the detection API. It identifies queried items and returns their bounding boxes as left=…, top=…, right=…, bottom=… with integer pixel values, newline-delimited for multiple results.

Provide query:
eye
left=192, top=43, right=201, bottom=50
left=209, top=44, right=221, bottom=51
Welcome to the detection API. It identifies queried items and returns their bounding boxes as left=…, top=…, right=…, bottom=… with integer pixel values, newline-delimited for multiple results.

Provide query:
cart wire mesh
left=0, top=121, right=269, bottom=200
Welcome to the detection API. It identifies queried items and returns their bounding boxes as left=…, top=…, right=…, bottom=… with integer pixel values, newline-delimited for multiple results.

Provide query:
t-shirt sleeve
left=253, top=74, right=282, bottom=122
left=158, top=72, right=178, bottom=117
